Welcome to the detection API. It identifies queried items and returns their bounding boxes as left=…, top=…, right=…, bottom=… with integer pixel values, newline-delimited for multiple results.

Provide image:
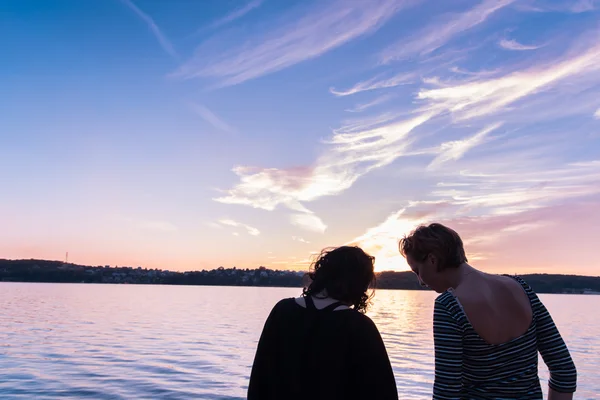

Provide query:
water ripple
left=0, top=283, right=597, bottom=399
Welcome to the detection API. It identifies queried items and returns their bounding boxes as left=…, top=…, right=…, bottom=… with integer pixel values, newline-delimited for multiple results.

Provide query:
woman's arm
left=432, top=299, right=463, bottom=400
left=247, top=303, right=280, bottom=400
left=548, top=388, right=574, bottom=400
left=351, top=316, right=399, bottom=400
left=530, top=292, right=576, bottom=398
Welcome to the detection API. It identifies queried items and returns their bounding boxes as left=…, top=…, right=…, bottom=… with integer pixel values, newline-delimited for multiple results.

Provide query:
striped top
left=433, top=276, right=577, bottom=400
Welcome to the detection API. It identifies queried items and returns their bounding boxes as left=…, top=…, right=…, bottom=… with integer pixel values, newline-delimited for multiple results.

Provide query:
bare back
left=452, top=272, right=533, bottom=345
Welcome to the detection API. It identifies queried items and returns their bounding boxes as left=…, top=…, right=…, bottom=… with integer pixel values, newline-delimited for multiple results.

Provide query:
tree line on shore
left=1, top=259, right=599, bottom=294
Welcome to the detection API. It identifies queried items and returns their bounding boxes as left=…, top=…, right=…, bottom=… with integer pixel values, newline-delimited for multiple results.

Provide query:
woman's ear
left=427, top=253, right=436, bottom=265
left=428, top=254, right=441, bottom=271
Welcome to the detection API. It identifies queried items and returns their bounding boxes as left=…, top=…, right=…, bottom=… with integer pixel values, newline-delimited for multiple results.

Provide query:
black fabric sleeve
left=350, top=316, right=399, bottom=400
left=247, top=303, right=281, bottom=400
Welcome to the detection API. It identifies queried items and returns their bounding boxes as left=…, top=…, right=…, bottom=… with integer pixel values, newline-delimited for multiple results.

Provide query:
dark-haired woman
left=247, top=246, right=398, bottom=400
left=399, top=223, right=577, bottom=400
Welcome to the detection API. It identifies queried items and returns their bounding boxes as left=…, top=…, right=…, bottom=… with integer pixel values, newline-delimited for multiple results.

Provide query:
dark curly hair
left=302, top=246, right=376, bottom=313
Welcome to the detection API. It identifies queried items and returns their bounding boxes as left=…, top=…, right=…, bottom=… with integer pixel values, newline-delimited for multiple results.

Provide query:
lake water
left=0, top=283, right=597, bottom=399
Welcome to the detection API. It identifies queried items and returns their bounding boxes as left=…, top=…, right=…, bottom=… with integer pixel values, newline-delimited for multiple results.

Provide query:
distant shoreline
left=1, top=259, right=599, bottom=295
left=1, top=280, right=599, bottom=295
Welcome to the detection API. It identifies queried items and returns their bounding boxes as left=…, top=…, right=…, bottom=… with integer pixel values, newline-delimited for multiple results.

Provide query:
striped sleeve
left=432, top=297, right=463, bottom=400
left=514, top=277, right=577, bottom=393
left=529, top=289, right=577, bottom=393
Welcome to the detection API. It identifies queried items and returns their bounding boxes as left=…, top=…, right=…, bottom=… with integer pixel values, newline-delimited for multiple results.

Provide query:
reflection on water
left=0, top=283, right=597, bottom=399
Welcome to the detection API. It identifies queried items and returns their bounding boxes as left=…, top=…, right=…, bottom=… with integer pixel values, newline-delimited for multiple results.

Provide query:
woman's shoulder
left=500, top=273, right=529, bottom=286
left=341, top=308, right=390, bottom=334
left=343, top=311, right=384, bottom=337
left=435, top=290, right=456, bottom=307
left=271, top=297, right=372, bottom=326
left=272, top=297, right=298, bottom=312
left=436, top=290, right=453, bottom=300
left=500, top=274, right=537, bottom=298
left=434, top=291, right=467, bottom=325
left=263, top=298, right=302, bottom=323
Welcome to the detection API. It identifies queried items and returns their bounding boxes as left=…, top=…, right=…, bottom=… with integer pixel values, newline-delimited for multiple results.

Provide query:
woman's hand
left=548, top=388, right=573, bottom=400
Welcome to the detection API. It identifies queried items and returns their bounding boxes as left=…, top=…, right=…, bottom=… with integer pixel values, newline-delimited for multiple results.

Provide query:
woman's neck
left=312, top=289, right=329, bottom=299
left=445, top=263, right=477, bottom=290
left=296, top=292, right=350, bottom=310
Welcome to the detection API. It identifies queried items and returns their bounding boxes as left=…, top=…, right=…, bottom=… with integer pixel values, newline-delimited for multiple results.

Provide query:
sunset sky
left=2, top=0, right=600, bottom=275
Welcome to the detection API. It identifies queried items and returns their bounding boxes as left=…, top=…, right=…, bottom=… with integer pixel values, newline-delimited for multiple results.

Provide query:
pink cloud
left=447, top=202, right=599, bottom=274
left=350, top=195, right=600, bottom=275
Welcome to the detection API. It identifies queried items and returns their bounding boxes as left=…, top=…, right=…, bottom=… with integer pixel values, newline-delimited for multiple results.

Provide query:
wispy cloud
left=119, top=0, right=178, bottom=59
left=381, top=0, right=515, bottom=63
left=350, top=156, right=600, bottom=270
left=428, top=122, right=503, bottom=169
left=430, top=157, right=600, bottom=215
left=290, top=213, right=327, bottom=233
left=569, top=160, right=600, bottom=167
left=217, top=35, right=600, bottom=215
left=171, top=0, right=409, bottom=86
left=217, top=39, right=600, bottom=210
left=189, top=103, right=236, bottom=133
left=214, top=112, right=433, bottom=213
left=206, top=221, right=223, bottom=229
left=330, top=72, right=414, bottom=96
left=210, top=0, right=264, bottom=29
left=215, top=33, right=600, bottom=244
left=449, top=66, right=501, bottom=78
left=292, top=236, right=310, bottom=244
left=217, top=219, right=260, bottom=236
left=594, top=108, right=600, bottom=119
left=417, top=40, right=600, bottom=121
left=570, top=0, right=597, bottom=13
left=345, top=94, right=394, bottom=113
left=499, top=38, right=543, bottom=51
left=214, top=14, right=600, bottom=239
left=516, top=0, right=598, bottom=13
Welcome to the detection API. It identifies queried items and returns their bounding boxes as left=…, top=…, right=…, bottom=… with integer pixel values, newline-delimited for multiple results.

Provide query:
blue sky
left=2, top=0, right=600, bottom=274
